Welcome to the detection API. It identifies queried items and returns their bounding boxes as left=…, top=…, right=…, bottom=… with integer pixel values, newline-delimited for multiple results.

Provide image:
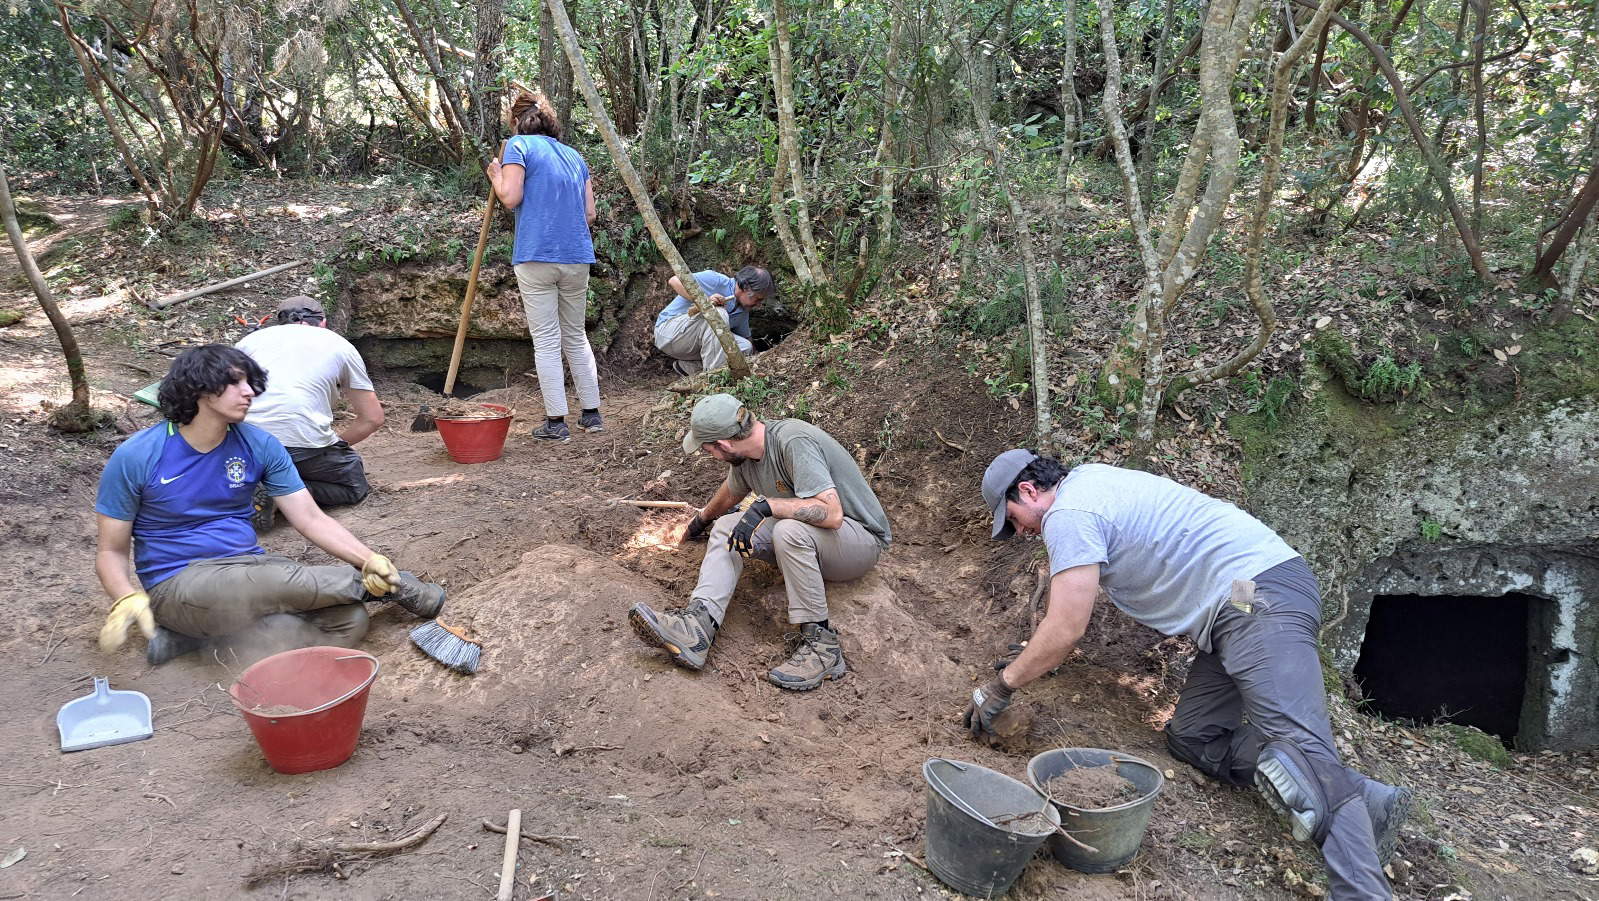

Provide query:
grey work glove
left=963, top=675, right=1014, bottom=740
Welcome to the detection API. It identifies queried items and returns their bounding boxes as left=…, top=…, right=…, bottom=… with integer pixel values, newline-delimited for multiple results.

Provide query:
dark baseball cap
left=981, top=449, right=1039, bottom=539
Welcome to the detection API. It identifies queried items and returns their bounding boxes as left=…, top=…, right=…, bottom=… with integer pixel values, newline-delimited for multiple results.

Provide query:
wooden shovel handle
left=442, top=188, right=498, bottom=396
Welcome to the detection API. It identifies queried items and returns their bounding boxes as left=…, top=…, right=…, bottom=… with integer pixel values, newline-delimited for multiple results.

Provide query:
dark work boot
left=767, top=622, right=846, bottom=691
left=251, top=485, right=276, bottom=533
left=147, top=626, right=206, bottom=666
left=1364, top=779, right=1414, bottom=865
left=629, top=600, right=718, bottom=670
left=378, top=571, right=445, bottom=618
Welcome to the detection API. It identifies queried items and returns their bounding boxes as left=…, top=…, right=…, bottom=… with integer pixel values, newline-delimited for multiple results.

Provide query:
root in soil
left=1043, top=764, right=1139, bottom=809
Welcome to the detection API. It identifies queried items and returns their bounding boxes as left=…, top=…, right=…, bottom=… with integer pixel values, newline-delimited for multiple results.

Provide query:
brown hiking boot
left=767, top=622, right=846, bottom=691
left=629, top=600, right=718, bottom=670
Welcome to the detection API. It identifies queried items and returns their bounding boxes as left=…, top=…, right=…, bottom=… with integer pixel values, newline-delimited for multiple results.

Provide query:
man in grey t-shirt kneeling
left=629, top=394, right=891, bottom=691
left=968, top=450, right=1409, bottom=901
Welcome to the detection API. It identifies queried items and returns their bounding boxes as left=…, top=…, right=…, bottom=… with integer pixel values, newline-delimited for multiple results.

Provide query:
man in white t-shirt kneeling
left=237, top=296, right=384, bottom=522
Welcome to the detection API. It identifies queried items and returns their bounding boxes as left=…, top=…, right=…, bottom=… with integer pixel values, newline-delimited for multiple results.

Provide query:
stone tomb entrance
left=1347, top=546, right=1598, bottom=750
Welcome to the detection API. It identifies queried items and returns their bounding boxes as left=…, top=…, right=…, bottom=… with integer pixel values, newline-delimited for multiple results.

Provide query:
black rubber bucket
left=922, top=757, right=1060, bottom=897
left=1026, top=747, right=1164, bottom=873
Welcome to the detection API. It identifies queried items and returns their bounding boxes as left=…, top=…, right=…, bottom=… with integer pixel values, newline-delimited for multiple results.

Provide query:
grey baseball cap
left=276, top=295, right=325, bottom=315
left=982, top=448, right=1039, bottom=539
left=682, top=393, right=752, bottom=453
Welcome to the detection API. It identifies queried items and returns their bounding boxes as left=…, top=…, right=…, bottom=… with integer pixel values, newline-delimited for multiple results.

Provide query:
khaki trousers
left=147, top=554, right=371, bottom=653
left=514, top=261, right=601, bottom=418
left=693, top=513, right=882, bottom=625
left=654, top=310, right=753, bottom=373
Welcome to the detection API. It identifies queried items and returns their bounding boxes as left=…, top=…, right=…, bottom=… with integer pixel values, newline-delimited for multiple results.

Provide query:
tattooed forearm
left=792, top=504, right=828, bottom=524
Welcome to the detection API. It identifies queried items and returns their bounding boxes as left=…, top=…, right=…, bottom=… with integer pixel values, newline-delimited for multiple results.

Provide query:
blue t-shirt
left=1040, top=464, right=1299, bottom=652
left=95, top=422, right=305, bottom=587
left=502, top=135, right=595, bottom=265
left=653, top=270, right=751, bottom=339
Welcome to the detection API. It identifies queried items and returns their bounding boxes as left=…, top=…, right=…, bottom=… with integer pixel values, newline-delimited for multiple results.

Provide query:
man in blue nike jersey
left=95, top=345, right=445, bottom=665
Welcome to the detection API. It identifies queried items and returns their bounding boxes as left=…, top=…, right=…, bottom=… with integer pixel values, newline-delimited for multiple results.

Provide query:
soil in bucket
left=435, top=402, right=513, bottom=464
left=1027, top=748, right=1164, bottom=875
left=1042, top=764, right=1139, bottom=809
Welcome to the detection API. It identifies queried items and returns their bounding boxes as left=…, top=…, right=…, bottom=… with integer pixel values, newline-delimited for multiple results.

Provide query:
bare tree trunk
left=958, top=23, right=1052, bottom=442
left=767, top=0, right=827, bottom=283
left=473, top=0, right=506, bottom=153
left=392, top=0, right=469, bottom=160
left=768, top=136, right=812, bottom=282
left=56, top=6, right=162, bottom=218
left=543, top=0, right=750, bottom=377
left=1528, top=159, right=1599, bottom=288
left=847, top=7, right=907, bottom=302
left=1470, top=0, right=1490, bottom=233
left=1176, top=0, right=1342, bottom=395
left=0, top=164, right=96, bottom=430
left=539, top=4, right=575, bottom=126
left=1138, top=0, right=1177, bottom=207
left=1057, top=0, right=1079, bottom=187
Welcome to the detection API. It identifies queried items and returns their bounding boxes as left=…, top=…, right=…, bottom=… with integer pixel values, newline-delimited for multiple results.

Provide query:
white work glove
left=100, top=590, right=156, bottom=652
left=361, top=554, right=401, bottom=596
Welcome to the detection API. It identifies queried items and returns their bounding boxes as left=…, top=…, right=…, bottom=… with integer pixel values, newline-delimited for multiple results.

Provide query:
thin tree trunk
left=539, top=4, right=575, bottom=126
left=392, top=0, right=469, bottom=160
left=473, top=0, right=506, bottom=152
left=847, top=7, right=907, bottom=302
left=1528, top=159, right=1599, bottom=287
left=958, top=23, right=1051, bottom=442
left=0, top=164, right=95, bottom=429
left=1057, top=0, right=1079, bottom=187
left=543, top=0, right=750, bottom=378
left=56, top=6, right=162, bottom=218
left=768, top=0, right=827, bottom=283
left=1302, top=3, right=1333, bottom=127
left=768, top=136, right=812, bottom=282
left=1138, top=0, right=1177, bottom=207
left=1470, top=0, right=1489, bottom=233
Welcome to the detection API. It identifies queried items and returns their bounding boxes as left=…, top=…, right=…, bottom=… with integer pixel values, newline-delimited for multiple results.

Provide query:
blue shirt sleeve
left=502, top=137, right=528, bottom=168
left=239, top=425, right=306, bottom=497
left=94, top=428, right=162, bottom=520
left=1042, top=509, right=1112, bottom=576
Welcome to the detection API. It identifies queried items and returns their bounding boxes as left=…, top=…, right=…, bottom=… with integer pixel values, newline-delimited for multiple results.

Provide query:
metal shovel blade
left=57, top=677, right=153, bottom=752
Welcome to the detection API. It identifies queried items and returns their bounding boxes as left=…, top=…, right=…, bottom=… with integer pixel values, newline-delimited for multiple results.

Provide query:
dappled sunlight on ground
left=623, top=514, right=689, bottom=552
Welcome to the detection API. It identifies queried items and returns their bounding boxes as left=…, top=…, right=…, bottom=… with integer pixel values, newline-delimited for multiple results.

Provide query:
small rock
left=1569, top=847, right=1599, bottom=875
left=510, top=743, right=525, bottom=754
left=170, top=864, right=184, bottom=875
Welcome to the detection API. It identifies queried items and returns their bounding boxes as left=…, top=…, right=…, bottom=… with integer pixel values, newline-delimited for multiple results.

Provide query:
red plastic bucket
left=228, top=647, right=381, bottom=774
left=435, top=402, right=513, bottom=463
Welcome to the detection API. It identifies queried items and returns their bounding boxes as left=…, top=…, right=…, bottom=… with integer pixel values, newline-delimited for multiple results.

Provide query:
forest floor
left=1, top=188, right=1596, bottom=901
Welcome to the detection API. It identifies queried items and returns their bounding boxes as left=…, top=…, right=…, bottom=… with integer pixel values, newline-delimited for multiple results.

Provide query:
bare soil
left=1043, top=765, right=1140, bottom=810
left=2, top=192, right=1597, bottom=901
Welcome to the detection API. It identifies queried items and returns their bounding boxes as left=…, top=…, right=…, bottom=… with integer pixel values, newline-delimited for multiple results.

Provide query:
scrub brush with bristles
left=409, top=618, right=481, bottom=673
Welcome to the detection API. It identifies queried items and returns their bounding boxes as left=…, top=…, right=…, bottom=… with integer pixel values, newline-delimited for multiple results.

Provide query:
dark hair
left=1005, top=453, right=1070, bottom=501
left=733, top=266, right=775, bottom=299
left=510, top=91, right=562, bottom=139
left=731, top=406, right=756, bottom=441
left=158, top=345, right=267, bottom=425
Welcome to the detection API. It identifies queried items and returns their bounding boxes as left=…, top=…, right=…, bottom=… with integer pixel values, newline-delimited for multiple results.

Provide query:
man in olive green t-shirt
left=629, top=394, right=891, bottom=691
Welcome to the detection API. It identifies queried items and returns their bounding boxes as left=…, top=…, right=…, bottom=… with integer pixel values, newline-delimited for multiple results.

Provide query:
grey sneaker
left=1364, top=779, right=1413, bottom=865
left=1255, top=742, right=1326, bottom=843
left=629, top=601, right=717, bottom=670
left=670, top=359, right=700, bottom=378
left=383, top=572, right=446, bottom=618
left=147, top=626, right=205, bottom=666
left=532, top=419, right=571, bottom=441
left=767, top=623, right=846, bottom=691
left=578, top=410, right=605, bottom=433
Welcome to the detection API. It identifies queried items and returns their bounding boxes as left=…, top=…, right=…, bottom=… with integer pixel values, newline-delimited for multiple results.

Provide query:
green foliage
left=1358, top=355, right=1423, bottom=400
left=1429, top=724, right=1512, bottom=768
left=1308, top=332, right=1423, bottom=403
left=0, top=310, right=22, bottom=327
left=106, top=206, right=144, bottom=232
left=1419, top=518, right=1443, bottom=541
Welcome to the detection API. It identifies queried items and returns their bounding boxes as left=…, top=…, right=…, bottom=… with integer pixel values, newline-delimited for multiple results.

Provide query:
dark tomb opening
left=1354, top=592, right=1533, bottom=742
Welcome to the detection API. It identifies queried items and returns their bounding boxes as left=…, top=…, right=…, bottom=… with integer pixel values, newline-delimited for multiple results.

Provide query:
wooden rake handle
left=442, top=188, right=498, bottom=396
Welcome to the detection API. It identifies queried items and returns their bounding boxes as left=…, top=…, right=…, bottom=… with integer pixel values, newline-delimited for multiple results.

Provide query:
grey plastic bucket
left=923, top=757, right=1060, bottom=897
left=1026, top=748, right=1164, bottom=874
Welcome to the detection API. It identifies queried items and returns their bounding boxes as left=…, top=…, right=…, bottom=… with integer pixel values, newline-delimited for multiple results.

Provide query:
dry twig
left=480, top=819, right=580, bottom=845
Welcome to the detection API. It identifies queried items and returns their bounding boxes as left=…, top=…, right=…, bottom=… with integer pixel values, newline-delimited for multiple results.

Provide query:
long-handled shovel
left=411, top=187, right=498, bottom=431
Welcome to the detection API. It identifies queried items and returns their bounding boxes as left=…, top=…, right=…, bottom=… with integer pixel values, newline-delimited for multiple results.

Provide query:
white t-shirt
left=237, top=324, right=373, bottom=449
left=1041, top=463, right=1299, bottom=652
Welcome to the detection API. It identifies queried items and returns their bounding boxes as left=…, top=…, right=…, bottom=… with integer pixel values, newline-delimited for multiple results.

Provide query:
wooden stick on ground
left=481, top=818, right=581, bottom=846
left=496, top=808, right=520, bottom=901
left=149, top=260, right=308, bottom=310
left=327, top=813, right=447, bottom=854
left=611, top=499, right=697, bottom=511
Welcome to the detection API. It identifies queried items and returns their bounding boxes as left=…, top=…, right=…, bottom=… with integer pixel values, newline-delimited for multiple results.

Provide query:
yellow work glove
left=361, top=554, right=401, bottom=597
left=99, top=590, right=155, bottom=652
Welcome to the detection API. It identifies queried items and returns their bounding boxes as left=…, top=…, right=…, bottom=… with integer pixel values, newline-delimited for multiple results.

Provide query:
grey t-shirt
left=728, top=419, right=892, bottom=547
left=1041, top=463, right=1298, bottom=651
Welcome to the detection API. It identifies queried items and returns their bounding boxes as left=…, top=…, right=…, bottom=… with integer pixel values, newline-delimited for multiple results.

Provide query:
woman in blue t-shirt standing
left=486, top=91, right=603, bottom=441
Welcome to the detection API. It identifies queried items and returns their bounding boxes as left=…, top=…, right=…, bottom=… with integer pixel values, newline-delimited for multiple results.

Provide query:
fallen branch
left=245, top=813, right=446, bottom=885
left=149, top=260, right=308, bottom=310
left=932, top=428, right=969, bottom=455
left=611, top=499, right=696, bottom=512
left=480, top=818, right=580, bottom=846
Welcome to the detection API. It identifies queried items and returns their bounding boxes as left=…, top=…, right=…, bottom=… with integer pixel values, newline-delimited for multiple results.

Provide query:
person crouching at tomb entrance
left=628, top=393, right=891, bottom=691
left=94, top=344, right=445, bottom=665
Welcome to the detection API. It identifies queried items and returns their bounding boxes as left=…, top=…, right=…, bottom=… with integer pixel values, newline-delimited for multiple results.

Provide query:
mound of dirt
left=1043, top=764, right=1139, bottom=809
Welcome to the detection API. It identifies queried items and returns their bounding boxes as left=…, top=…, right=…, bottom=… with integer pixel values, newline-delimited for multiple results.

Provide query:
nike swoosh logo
left=159, top=474, right=184, bottom=484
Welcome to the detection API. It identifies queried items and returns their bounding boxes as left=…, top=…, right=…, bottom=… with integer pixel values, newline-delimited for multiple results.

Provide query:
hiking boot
left=1255, top=743, right=1326, bottom=843
left=532, top=419, right=571, bottom=441
left=147, top=626, right=205, bottom=666
left=767, top=622, right=846, bottom=691
left=670, top=359, right=700, bottom=378
left=252, top=485, right=276, bottom=532
left=629, top=600, right=717, bottom=670
left=1364, top=779, right=1413, bottom=865
left=578, top=410, right=605, bottom=433
left=381, top=571, right=446, bottom=618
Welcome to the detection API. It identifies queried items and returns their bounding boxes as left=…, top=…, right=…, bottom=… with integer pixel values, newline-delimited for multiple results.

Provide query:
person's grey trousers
left=1164, top=557, right=1391, bottom=900
left=147, top=554, right=371, bottom=654
left=692, top=512, right=882, bottom=625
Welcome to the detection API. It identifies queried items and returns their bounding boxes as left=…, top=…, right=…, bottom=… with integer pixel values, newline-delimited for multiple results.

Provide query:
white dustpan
left=57, top=677, right=153, bottom=752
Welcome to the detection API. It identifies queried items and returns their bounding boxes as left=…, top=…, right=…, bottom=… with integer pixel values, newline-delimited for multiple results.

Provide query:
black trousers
left=288, top=441, right=370, bottom=508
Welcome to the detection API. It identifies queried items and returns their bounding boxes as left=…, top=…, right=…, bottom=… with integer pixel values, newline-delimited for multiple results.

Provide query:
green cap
left=683, top=393, right=752, bottom=453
